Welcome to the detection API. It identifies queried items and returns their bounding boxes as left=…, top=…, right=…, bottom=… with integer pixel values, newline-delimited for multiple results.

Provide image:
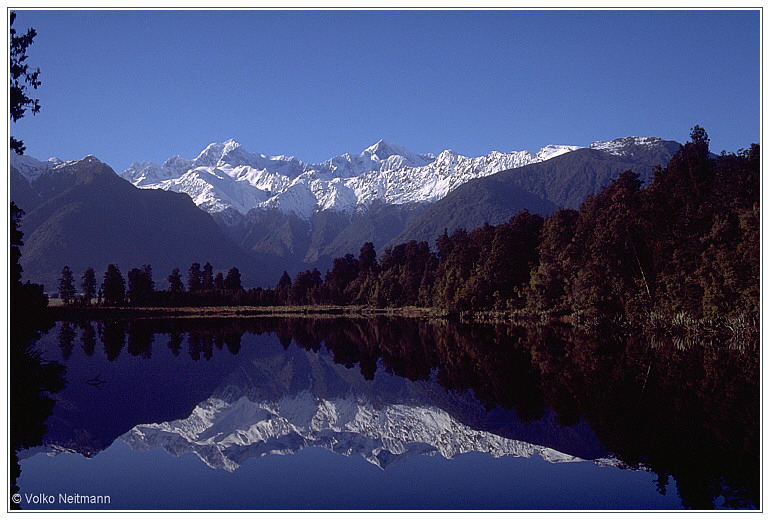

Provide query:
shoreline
left=45, top=304, right=448, bottom=321
left=42, top=304, right=759, bottom=347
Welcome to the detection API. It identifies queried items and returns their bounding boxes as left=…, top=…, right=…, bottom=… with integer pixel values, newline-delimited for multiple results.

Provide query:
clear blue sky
left=9, top=9, right=761, bottom=173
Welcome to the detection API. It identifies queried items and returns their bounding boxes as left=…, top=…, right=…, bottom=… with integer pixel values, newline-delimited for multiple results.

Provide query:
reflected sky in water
left=20, top=439, right=682, bottom=510
left=13, top=317, right=757, bottom=510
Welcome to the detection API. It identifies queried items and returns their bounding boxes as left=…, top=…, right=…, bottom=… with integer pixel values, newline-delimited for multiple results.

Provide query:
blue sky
left=9, top=9, right=761, bottom=173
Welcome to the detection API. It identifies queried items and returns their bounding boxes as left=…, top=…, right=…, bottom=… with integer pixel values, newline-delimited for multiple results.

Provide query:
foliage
left=102, top=264, right=126, bottom=305
left=9, top=11, right=42, bottom=154
left=127, top=265, right=154, bottom=305
left=58, top=266, right=76, bottom=304
left=81, top=267, right=97, bottom=306
left=10, top=202, right=48, bottom=332
left=51, top=127, right=757, bottom=326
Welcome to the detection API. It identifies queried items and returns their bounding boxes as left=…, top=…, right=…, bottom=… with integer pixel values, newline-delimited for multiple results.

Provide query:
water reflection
left=14, top=317, right=759, bottom=510
left=9, top=317, right=66, bottom=510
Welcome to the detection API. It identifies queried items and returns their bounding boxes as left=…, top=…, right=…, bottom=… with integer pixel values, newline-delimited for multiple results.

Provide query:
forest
left=47, top=127, right=759, bottom=330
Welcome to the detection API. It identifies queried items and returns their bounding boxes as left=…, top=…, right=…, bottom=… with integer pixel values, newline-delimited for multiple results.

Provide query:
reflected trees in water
left=16, top=316, right=760, bottom=509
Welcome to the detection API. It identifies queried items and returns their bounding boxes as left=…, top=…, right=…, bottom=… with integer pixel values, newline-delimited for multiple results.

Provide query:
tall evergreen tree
left=358, top=242, right=378, bottom=275
left=214, top=272, right=224, bottom=291
left=58, top=266, right=76, bottom=305
left=102, top=264, right=126, bottom=306
left=81, top=267, right=96, bottom=306
left=127, top=265, right=154, bottom=305
left=188, top=262, right=202, bottom=293
left=202, top=262, right=215, bottom=291
left=224, top=267, right=243, bottom=292
left=167, top=268, right=184, bottom=293
left=277, top=271, right=292, bottom=304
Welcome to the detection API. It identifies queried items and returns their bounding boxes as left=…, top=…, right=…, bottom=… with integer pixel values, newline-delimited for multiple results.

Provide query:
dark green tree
left=224, top=267, right=243, bottom=292
left=277, top=271, right=292, bottom=304
left=127, top=265, right=154, bottom=305
left=324, top=254, right=360, bottom=304
left=567, top=170, right=647, bottom=317
left=58, top=266, right=76, bottom=305
left=527, top=209, right=579, bottom=312
left=202, top=262, right=215, bottom=291
left=213, top=272, right=224, bottom=291
left=290, top=269, right=322, bottom=305
left=188, top=262, right=202, bottom=292
left=81, top=267, right=96, bottom=306
left=459, top=211, right=543, bottom=310
left=358, top=242, right=378, bottom=275
left=9, top=11, right=41, bottom=155
left=102, top=264, right=126, bottom=306
left=167, top=267, right=184, bottom=293
left=374, top=240, right=436, bottom=307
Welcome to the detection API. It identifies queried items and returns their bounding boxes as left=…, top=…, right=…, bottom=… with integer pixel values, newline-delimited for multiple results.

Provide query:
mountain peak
left=222, top=138, right=243, bottom=153
left=535, top=144, right=583, bottom=162
left=363, top=139, right=412, bottom=160
left=589, top=136, right=677, bottom=157
left=193, top=139, right=248, bottom=167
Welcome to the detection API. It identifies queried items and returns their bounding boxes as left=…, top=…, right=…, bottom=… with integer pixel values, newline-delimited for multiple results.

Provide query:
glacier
left=13, top=135, right=673, bottom=223
left=118, top=138, right=584, bottom=221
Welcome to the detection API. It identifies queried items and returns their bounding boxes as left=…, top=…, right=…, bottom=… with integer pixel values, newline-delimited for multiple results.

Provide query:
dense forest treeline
left=52, top=127, right=759, bottom=327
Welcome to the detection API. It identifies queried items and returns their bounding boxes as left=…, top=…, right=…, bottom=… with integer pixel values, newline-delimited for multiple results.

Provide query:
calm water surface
left=10, top=317, right=759, bottom=510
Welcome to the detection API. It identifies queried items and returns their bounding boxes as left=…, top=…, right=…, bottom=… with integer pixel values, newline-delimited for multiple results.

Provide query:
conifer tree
left=102, top=264, right=126, bottom=306
left=167, top=268, right=184, bottom=293
left=81, top=267, right=96, bottom=306
left=224, top=267, right=243, bottom=292
left=202, top=262, right=214, bottom=291
left=188, top=262, right=202, bottom=292
left=127, top=265, right=154, bottom=305
left=58, top=266, right=76, bottom=305
left=214, top=272, right=224, bottom=291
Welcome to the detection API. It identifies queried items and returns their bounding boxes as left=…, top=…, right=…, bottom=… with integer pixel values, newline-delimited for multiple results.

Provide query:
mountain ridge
left=117, top=138, right=589, bottom=219
left=10, top=154, right=266, bottom=290
left=11, top=135, right=681, bottom=289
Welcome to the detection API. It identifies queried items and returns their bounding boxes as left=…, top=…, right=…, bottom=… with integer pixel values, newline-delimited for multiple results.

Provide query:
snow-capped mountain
left=590, top=136, right=663, bottom=156
left=119, top=139, right=584, bottom=220
left=121, top=390, right=585, bottom=473
left=10, top=135, right=680, bottom=288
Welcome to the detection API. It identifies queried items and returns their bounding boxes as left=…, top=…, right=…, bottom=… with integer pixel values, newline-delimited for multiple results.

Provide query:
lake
left=10, top=316, right=759, bottom=510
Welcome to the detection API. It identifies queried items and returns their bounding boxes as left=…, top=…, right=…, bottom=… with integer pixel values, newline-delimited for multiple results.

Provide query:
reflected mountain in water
left=121, top=343, right=601, bottom=471
left=17, top=317, right=758, bottom=509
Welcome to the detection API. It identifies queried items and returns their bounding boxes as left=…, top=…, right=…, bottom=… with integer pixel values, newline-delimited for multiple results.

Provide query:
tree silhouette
left=214, top=272, right=224, bottom=291
left=188, top=262, right=202, bottom=292
left=224, top=267, right=243, bottom=292
left=202, top=262, right=214, bottom=291
left=167, top=267, right=184, bottom=293
left=10, top=202, right=47, bottom=327
left=102, top=264, right=126, bottom=306
left=58, top=266, right=76, bottom=305
left=9, top=14, right=47, bottom=336
left=9, top=11, right=41, bottom=155
left=277, top=271, right=292, bottom=303
left=81, top=267, right=97, bottom=306
left=127, top=265, right=154, bottom=305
